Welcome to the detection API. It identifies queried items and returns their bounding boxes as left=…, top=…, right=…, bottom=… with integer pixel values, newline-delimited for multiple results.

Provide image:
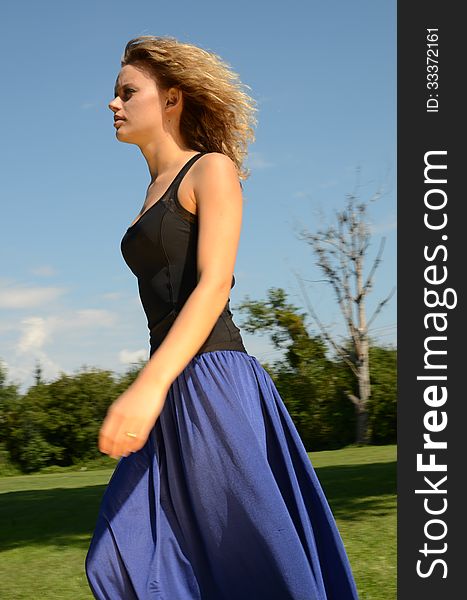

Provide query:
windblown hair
left=121, top=35, right=258, bottom=180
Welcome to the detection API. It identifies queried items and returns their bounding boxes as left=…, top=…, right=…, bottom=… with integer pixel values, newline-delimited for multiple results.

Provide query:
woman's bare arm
left=135, top=152, right=243, bottom=390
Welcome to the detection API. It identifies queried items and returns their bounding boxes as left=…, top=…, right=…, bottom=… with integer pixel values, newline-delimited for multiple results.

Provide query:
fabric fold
left=85, top=350, right=359, bottom=600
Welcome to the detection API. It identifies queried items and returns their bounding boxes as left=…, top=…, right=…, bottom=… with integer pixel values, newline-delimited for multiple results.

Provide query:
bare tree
left=294, top=169, right=395, bottom=444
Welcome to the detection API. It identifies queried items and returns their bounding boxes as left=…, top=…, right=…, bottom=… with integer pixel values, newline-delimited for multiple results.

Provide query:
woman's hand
left=98, top=378, right=171, bottom=459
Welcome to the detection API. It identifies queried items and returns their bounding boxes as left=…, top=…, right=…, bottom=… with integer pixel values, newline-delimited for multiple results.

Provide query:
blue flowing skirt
left=85, top=350, right=359, bottom=599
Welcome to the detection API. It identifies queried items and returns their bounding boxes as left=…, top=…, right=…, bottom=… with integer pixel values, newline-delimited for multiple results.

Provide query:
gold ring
left=125, top=432, right=137, bottom=438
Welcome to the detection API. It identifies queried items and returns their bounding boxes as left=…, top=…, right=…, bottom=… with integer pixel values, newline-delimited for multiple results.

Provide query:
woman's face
left=108, top=64, right=168, bottom=146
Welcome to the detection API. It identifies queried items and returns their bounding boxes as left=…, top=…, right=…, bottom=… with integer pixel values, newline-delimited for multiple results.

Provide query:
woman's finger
left=113, top=429, right=140, bottom=457
left=98, top=408, right=124, bottom=457
left=110, top=418, right=146, bottom=458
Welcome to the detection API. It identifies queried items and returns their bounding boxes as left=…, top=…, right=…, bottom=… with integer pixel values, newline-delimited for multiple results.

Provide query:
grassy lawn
left=309, top=445, right=397, bottom=600
left=0, top=444, right=396, bottom=599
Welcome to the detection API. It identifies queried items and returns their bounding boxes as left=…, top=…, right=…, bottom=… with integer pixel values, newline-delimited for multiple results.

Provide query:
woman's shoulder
left=193, top=152, right=239, bottom=183
left=185, top=151, right=241, bottom=211
left=179, top=152, right=241, bottom=216
left=198, top=151, right=236, bottom=168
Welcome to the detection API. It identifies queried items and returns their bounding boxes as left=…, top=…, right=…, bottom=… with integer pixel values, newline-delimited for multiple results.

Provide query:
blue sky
left=0, top=0, right=396, bottom=392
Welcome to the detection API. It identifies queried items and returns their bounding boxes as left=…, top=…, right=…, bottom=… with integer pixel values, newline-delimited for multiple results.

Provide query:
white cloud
left=101, top=291, right=125, bottom=301
left=73, top=309, right=117, bottom=328
left=242, top=333, right=285, bottom=365
left=119, top=348, right=148, bottom=364
left=16, top=317, right=49, bottom=353
left=11, top=309, right=118, bottom=356
left=0, top=284, right=67, bottom=309
left=2, top=351, right=63, bottom=392
left=293, top=190, right=310, bottom=199
left=3, top=307, right=122, bottom=391
left=30, top=265, right=58, bottom=277
left=0, top=278, right=135, bottom=391
left=247, top=152, right=275, bottom=170
left=0, top=319, right=17, bottom=334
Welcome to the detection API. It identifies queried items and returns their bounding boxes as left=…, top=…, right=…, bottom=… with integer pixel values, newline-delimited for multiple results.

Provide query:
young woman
left=85, top=35, right=359, bottom=599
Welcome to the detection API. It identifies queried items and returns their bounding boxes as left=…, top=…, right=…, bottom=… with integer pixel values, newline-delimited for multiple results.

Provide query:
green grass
left=0, top=444, right=396, bottom=599
left=309, top=444, right=397, bottom=600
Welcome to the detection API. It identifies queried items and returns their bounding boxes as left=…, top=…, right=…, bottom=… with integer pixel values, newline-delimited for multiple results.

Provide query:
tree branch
left=293, top=269, right=359, bottom=378
left=358, top=236, right=387, bottom=301
left=367, top=286, right=396, bottom=330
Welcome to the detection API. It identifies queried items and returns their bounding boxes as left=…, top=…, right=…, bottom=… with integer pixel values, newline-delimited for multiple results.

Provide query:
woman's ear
left=165, top=87, right=182, bottom=108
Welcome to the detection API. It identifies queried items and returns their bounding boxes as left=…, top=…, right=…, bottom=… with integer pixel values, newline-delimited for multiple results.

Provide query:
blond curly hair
left=120, top=35, right=258, bottom=181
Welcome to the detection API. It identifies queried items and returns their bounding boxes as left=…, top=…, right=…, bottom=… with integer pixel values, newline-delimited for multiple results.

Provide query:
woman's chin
left=115, top=129, right=131, bottom=142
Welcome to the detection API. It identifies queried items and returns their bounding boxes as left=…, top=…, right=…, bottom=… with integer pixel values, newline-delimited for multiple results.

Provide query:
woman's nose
left=108, top=97, right=120, bottom=111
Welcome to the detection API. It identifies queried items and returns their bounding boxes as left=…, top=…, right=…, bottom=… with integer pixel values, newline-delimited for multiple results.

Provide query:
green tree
left=0, top=360, right=23, bottom=473
left=295, top=174, right=395, bottom=444
left=236, top=288, right=355, bottom=450
left=367, top=346, right=397, bottom=444
left=40, top=368, right=118, bottom=465
left=1, top=382, right=59, bottom=473
left=1, top=355, right=149, bottom=473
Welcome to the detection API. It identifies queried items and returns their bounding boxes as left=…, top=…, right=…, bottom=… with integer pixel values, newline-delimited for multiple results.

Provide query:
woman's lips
left=114, top=119, right=126, bottom=127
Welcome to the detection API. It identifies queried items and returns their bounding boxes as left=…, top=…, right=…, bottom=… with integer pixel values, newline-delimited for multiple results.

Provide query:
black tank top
left=120, top=152, right=247, bottom=357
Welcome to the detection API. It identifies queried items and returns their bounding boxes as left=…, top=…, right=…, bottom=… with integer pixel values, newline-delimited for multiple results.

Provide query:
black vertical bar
left=398, top=3, right=464, bottom=598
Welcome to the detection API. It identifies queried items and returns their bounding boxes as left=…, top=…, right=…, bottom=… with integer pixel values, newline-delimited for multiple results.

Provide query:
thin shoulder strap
left=171, top=152, right=207, bottom=191
left=164, top=152, right=207, bottom=223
